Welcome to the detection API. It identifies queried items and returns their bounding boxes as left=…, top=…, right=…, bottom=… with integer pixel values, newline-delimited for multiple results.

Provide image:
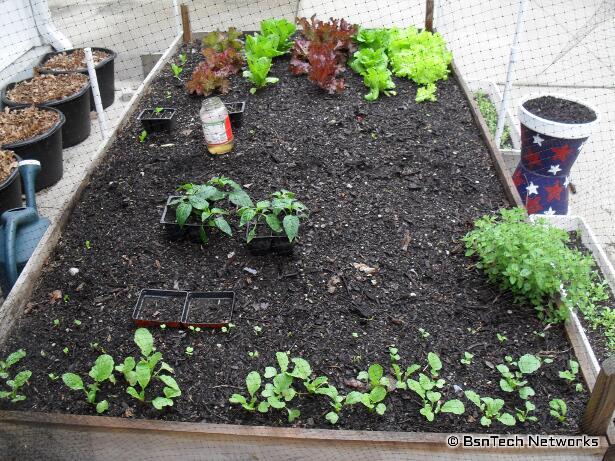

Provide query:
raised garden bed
left=0, top=26, right=612, bottom=460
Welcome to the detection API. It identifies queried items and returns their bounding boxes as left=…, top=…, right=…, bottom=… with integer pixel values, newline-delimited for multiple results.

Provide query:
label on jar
left=202, top=116, right=233, bottom=146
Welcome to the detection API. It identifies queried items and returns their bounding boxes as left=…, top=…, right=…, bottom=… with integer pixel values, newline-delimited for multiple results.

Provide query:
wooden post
left=581, top=356, right=615, bottom=435
left=180, top=3, right=192, bottom=44
left=425, top=0, right=434, bottom=32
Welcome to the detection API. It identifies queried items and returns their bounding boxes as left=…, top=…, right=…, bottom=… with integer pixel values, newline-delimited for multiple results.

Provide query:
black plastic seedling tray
left=183, top=291, right=235, bottom=329
left=224, top=101, right=245, bottom=129
left=160, top=196, right=201, bottom=241
left=133, top=289, right=188, bottom=328
left=138, top=108, right=177, bottom=132
left=245, top=221, right=293, bottom=255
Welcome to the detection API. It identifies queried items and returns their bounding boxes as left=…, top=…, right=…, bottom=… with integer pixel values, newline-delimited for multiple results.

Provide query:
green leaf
left=228, top=189, right=253, bottom=207
left=367, top=364, right=383, bottom=386
left=276, top=352, right=289, bottom=373
left=4, top=349, right=26, bottom=368
left=62, top=373, right=84, bottom=391
left=426, top=391, right=441, bottom=404
left=282, top=215, right=300, bottom=242
left=229, top=394, right=247, bottom=405
left=267, top=396, right=286, bottom=409
left=290, top=358, right=311, bottom=380
left=239, top=208, right=257, bottom=227
left=325, top=411, right=339, bottom=424
left=188, top=195, right=209, bottom=210
left=159, top=374, right=180, bottom=391
left=175, top=202, right=192, bottom=227
left=407, top=379, right=425, bottom=398
left=441, top=399, right=465, bottom=415
left=265, top=214, right=283, bottom=233
left=345, top=391, right=364, bottom=405
left=518, top=354, right=541, bottom=374
left=427, top=352, right=442, bottom=375
left=499, top=378, right=515, bottom=393
left=126, top=387, right=142, bottom=400
left=370, top=386, right=386, bottom=403
left=264, top=367, right=277, bottom=379
left=134, top=328, right=154, bottom=357
left=464, top=390, right=481, bottom=407
left=287, top=408, right=300, bottom=422
left=519, top=386, right=535, bottom=400
left=136, top=362, right=151, bottom=389
left=152, top=397, right=174, bottom=410
left=420, top=406, right=435, bottom=421
left=498, top=413, right=516, bottom=426
left=257, top=401, right=270, bottom=413
left=89, top=354, right=114, bottom=382
left=96, top=400, right=109, bottom=414
left=246, top=371, right=261, bottom=397
left=214, top=217, right=232, bottom=236
left=480, top=416, right=492, bottom=426
left=375, top=403, right=386, bottom=415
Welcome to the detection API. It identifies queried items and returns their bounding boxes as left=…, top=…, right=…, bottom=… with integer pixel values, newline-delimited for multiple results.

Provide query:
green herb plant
left=0, top=349, right=31, bottom=403
left=62, top=354, right=115, bottom=413
left=474, top=90, right=511, bottom=148
left=465, top=390, right=515, bottom=427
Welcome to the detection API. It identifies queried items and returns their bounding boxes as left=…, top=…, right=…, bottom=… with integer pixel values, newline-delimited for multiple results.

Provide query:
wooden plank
left=425, top=0, right=434, bottom=32
left=0, top=33, right=183, bottom=348
left=180, top=3, right=192, bottom=44
left=582, top=356, right=615, bottom=435
left=0, top=411, right=607, bottom=461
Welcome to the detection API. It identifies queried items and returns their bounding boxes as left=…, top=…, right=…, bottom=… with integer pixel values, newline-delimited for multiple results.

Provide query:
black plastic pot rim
left=39, top=47, right=117, bottom=73
left=1, top=107, right=66, bottom=150
left=2, top=78, right=92, bottom=108
left=138, top=108, right=177, bottom=121
left=160, top=195, right=201, bottom=228
left=224, top=101, right=245, bottom=114
left=245, top=220, right=289, bottom=241
left=0, top=153, right=21, bottom=191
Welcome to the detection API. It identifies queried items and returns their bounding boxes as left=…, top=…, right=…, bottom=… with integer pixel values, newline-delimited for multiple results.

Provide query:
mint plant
left=116, top=328, right=180, bottom=410
left=465, top=390, right=515, bottom=426
left=559, top=360, right=583, bottom=392
left=549, top=398, right=567, bottom=422
left=496, top=354, right=541, bottom=399
left=464, top=208, right=608, bottom=323
left=0, top=349, right=31, bottom=403
left=62, top=354, right=115, bottom=413
left=238, top=190, right=308, bottom=243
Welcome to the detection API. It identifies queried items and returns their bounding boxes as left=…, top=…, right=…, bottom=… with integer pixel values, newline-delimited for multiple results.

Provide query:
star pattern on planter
left=526, top=195, right=543, bottom=214
left=564, top=176, right=571, bottom=188
left=548, top=164, right=562, bottom=175
left=525, top=149, right=542, bottom=168
left=543, top=207, right=556, bottom=216
left=512, top=168, right=523, bottom=186
left=552, top=144, right=571, bottom=162
left=533, top=134, right=544, bottom=146
left=526, top=182, right=539, bottom=196
left=545, top=181, right=564, bottom=202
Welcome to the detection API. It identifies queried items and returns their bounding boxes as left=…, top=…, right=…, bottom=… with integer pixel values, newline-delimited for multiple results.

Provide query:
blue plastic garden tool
left=0, top=160, right=50, bottom=293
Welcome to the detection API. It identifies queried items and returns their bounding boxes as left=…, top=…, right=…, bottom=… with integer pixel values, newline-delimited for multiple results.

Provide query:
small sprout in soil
left=496, top=354, right=541, bottom=400
left=248, top=351, right=259, bottom=358
left=351, top=355, right=362, bottom=364
left=317, top=385, right=344, bottom=424
left=48, top=373, right=59, bottom=381
left=259, top=352, right=305, bottom=422
left=253, top=325, right=262, bottom=335
left=221, top=323, right=235, bottom=333
left=188, top=326, right=202, bottom=333
left=352, top=332, right=359, bottom=338
left=185, top=346, right=194, bottom=357
left=389, top=347, right=419, bottom=391
left=62, top=354, right=115, bottom=414
left=178, top=53, right=187, bottom=66
left=165, top=91, right=172, bottom=99
left=229, top=371, right=262, bottom=411
left=85, top=240, right=91, bottom=250
left=154, top=107, right=163, bottom=114
left=427, top=352, right=442, bottom=378
left=40, top=350, right=46, bottom=357
left=407, top=372, right=464, bottom=422
left=90, top=342, right=99, bottom=350
left=559, top=360, right=584, bottom=392
left=465, top=390, right=515, bottom=427
left=63, top=294, right=70, bottom=304
left=63, top=347, right=69, bottom=355
left=53, top=319, right=60, bottom=327
left=549, top=398, right=568, bottom=423
left=73, top=319, right=81, bottom=326
left=533, top=330, right=546, bottom=339
left=496, top=333, right=507, bottom=343
left=138, top=130, right=148, bottom=143
left=170, top=63, right=183, bottom=80
left=160, top=324, right=166, bottom=330
left=357, top=363, right=389, bottom=390
left=370, top=132, right=377, bottom=140
left=460, top=352, right=474, bottom=366
left=0, top=349, right=31, bottom=403
left=418, top=328, right=430, bottom=339
left=515, top=400, right=537, bottom=423
left=345, top=387, right=387, bottom=416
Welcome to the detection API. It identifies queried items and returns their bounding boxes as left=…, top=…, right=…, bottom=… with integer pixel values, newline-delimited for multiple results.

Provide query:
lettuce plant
left=187, top=45, right=243, bottom=96
left=238, top=190, right=308, bottom=243
left=202, top=27, right=243, bottom=52
left=0, top=349, right=31, bottom=403
left=363, top=67, right=396, bottom=101
left=245, top=33, right=285, bottom=59
left=62, top=354, right=115, bottom=413
left=355, top=27, right=392, bottom=51
left=243, top=56, right=278, bottom=93
left=260, top=18, right=297, bottom=52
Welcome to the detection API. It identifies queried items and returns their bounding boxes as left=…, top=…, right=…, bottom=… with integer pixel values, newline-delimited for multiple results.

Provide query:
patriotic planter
left=513, top=94, right=598, bottom=215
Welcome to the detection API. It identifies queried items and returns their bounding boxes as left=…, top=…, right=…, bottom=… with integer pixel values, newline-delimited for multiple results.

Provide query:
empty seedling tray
left=133, top=289, right=188, bottom=328
left=182, top=291, right=235, bottom=329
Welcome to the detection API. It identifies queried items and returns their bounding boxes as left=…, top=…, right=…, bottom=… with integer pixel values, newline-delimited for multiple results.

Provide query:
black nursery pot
left=224, top=101, right=245, bottom=129
left=138, top=108, right=177, bottom=132
left=160, top=196, right=201, bottom=241
left=245, top=221, right=293, bottom=255
left=2, top=107, right=65, bottom=191
left=0, top=155, right=22, bottom=216
left=38, top=47, right=117, bottom=109
left=2, top=80, right=91, bottom=148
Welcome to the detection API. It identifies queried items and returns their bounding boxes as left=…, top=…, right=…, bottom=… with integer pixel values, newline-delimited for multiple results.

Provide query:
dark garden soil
left=0, top=43, right=590, bottom=434
left=6, top=74, right=88, bottom=105
left=0, top=150, right=18, bottom=182
left=523, top=96, right=596, bottom=124
left=39, top=49, right=110, bottom=72
left=0, top=106, right=60, bottom=145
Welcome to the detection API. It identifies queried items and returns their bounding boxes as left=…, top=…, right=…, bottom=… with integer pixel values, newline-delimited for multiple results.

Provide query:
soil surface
left=39, top=49, right=110, bottom=72
left=0, top=150, right=18, bottom=182
left=0, top=44, right=590, bottom=435
left=5, top=74, right=88, bottom=105
left=523, top=96, right=596, bottom=124
left=0, top=106, right=60, bottom=145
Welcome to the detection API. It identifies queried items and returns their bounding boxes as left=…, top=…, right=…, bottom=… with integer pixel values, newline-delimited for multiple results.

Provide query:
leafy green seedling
left=465, top=390, right=515, bottom=427
left=230, top=371, right=262, bottom=411
left=0, top=349, right=31, bottom=403
left=85, top=240, right=91, bottom=250
left=178, top=53, right=187, bottom=65
left=187, top=326, right=202, bottom=333
left=460, top=352, right=474, bottom=366
left=427, top=352, right=442, bottom=378
left=73, top=319, right=82, bottom=326
left=315, top=385, right=345, bottom=424
left=496, top=333, right=507, bottom=343
left=138, top=130, right=147, bottom=143
left=357, top=363, right=389, bottom=390
left=63, top=347, right=69, bottom=355
left=171, top=63, right=183, bottom=80
left=497, top=354, right=541, bottom=400
left=154, top=107, right=163, bottom=114
left=559, top=360, right=583, bottom=392
left=248, top=351, right=259, bottom=358
left=63, top=294, right=70, bottom=303
left=258, top=352, right=305, bottom=422
left=160, top=324, right=167, bottom=330
left=185, top=346, right=194, bottom=356
left=418, top=328, right=430, bottom=339
left=549, top=399, right=567, bottom=422
left=221, top=323, right=235, bottom=333
left=62, top=354, right=115, bottom=413
left=165, top=90, right=172, bottom=99
left=48, top=373, right=59, bottom=381
left=515, top=400, right=537, bottom=423
left=345, top=387, right=388, bottom=415
left=407, top=372, right=461, bottom=422
left=388, top=346, right=419, bottom=390
left=253, top=325, right=262, bottom=335
left=53, top=318, right=60, bottom=327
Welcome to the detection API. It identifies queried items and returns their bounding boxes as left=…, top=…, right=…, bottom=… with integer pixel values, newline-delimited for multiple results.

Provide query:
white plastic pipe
left=172, top=0, right=182, bottom=34
left=84, top=47, right=109, bottom=139
left=495, top=0, right=528, bottom=147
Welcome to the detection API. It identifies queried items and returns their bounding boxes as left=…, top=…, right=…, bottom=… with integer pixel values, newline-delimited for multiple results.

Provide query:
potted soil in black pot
left=0, top=106, right=65, bottom=190
left=513, top=94, right=598, bottom=216
left=138, top=107, right=177, bottom=132
left=238, top=190, right=308, bottom=255
left=38, top=47, right=117, bottom=109
left=2, top=74, right=91, bottom=148
left=0, top=150, right=22, bottom=215
left=224, top=101, right=245, bottom=129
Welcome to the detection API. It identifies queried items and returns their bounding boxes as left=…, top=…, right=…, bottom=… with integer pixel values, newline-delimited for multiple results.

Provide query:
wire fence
left=0, top=0, right=613, bottom=289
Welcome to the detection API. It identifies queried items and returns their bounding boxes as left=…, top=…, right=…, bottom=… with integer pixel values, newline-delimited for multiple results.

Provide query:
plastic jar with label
left=199, top=97, right=234, bottom=154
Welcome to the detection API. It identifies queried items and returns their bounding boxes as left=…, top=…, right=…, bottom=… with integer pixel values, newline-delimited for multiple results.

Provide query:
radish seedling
left=0, top=349, right=31, bottom=403
left=465, top=390, right=515, bottom=427
left=62, top=354, right=115, bottom=413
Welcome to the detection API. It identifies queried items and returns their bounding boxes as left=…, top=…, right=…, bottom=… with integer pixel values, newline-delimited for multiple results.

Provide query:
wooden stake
left=581, top=356, right=615, bottom=435
left=425, top=0, right=434, bottom=32
left=180, top=3, right=192, bottom=44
